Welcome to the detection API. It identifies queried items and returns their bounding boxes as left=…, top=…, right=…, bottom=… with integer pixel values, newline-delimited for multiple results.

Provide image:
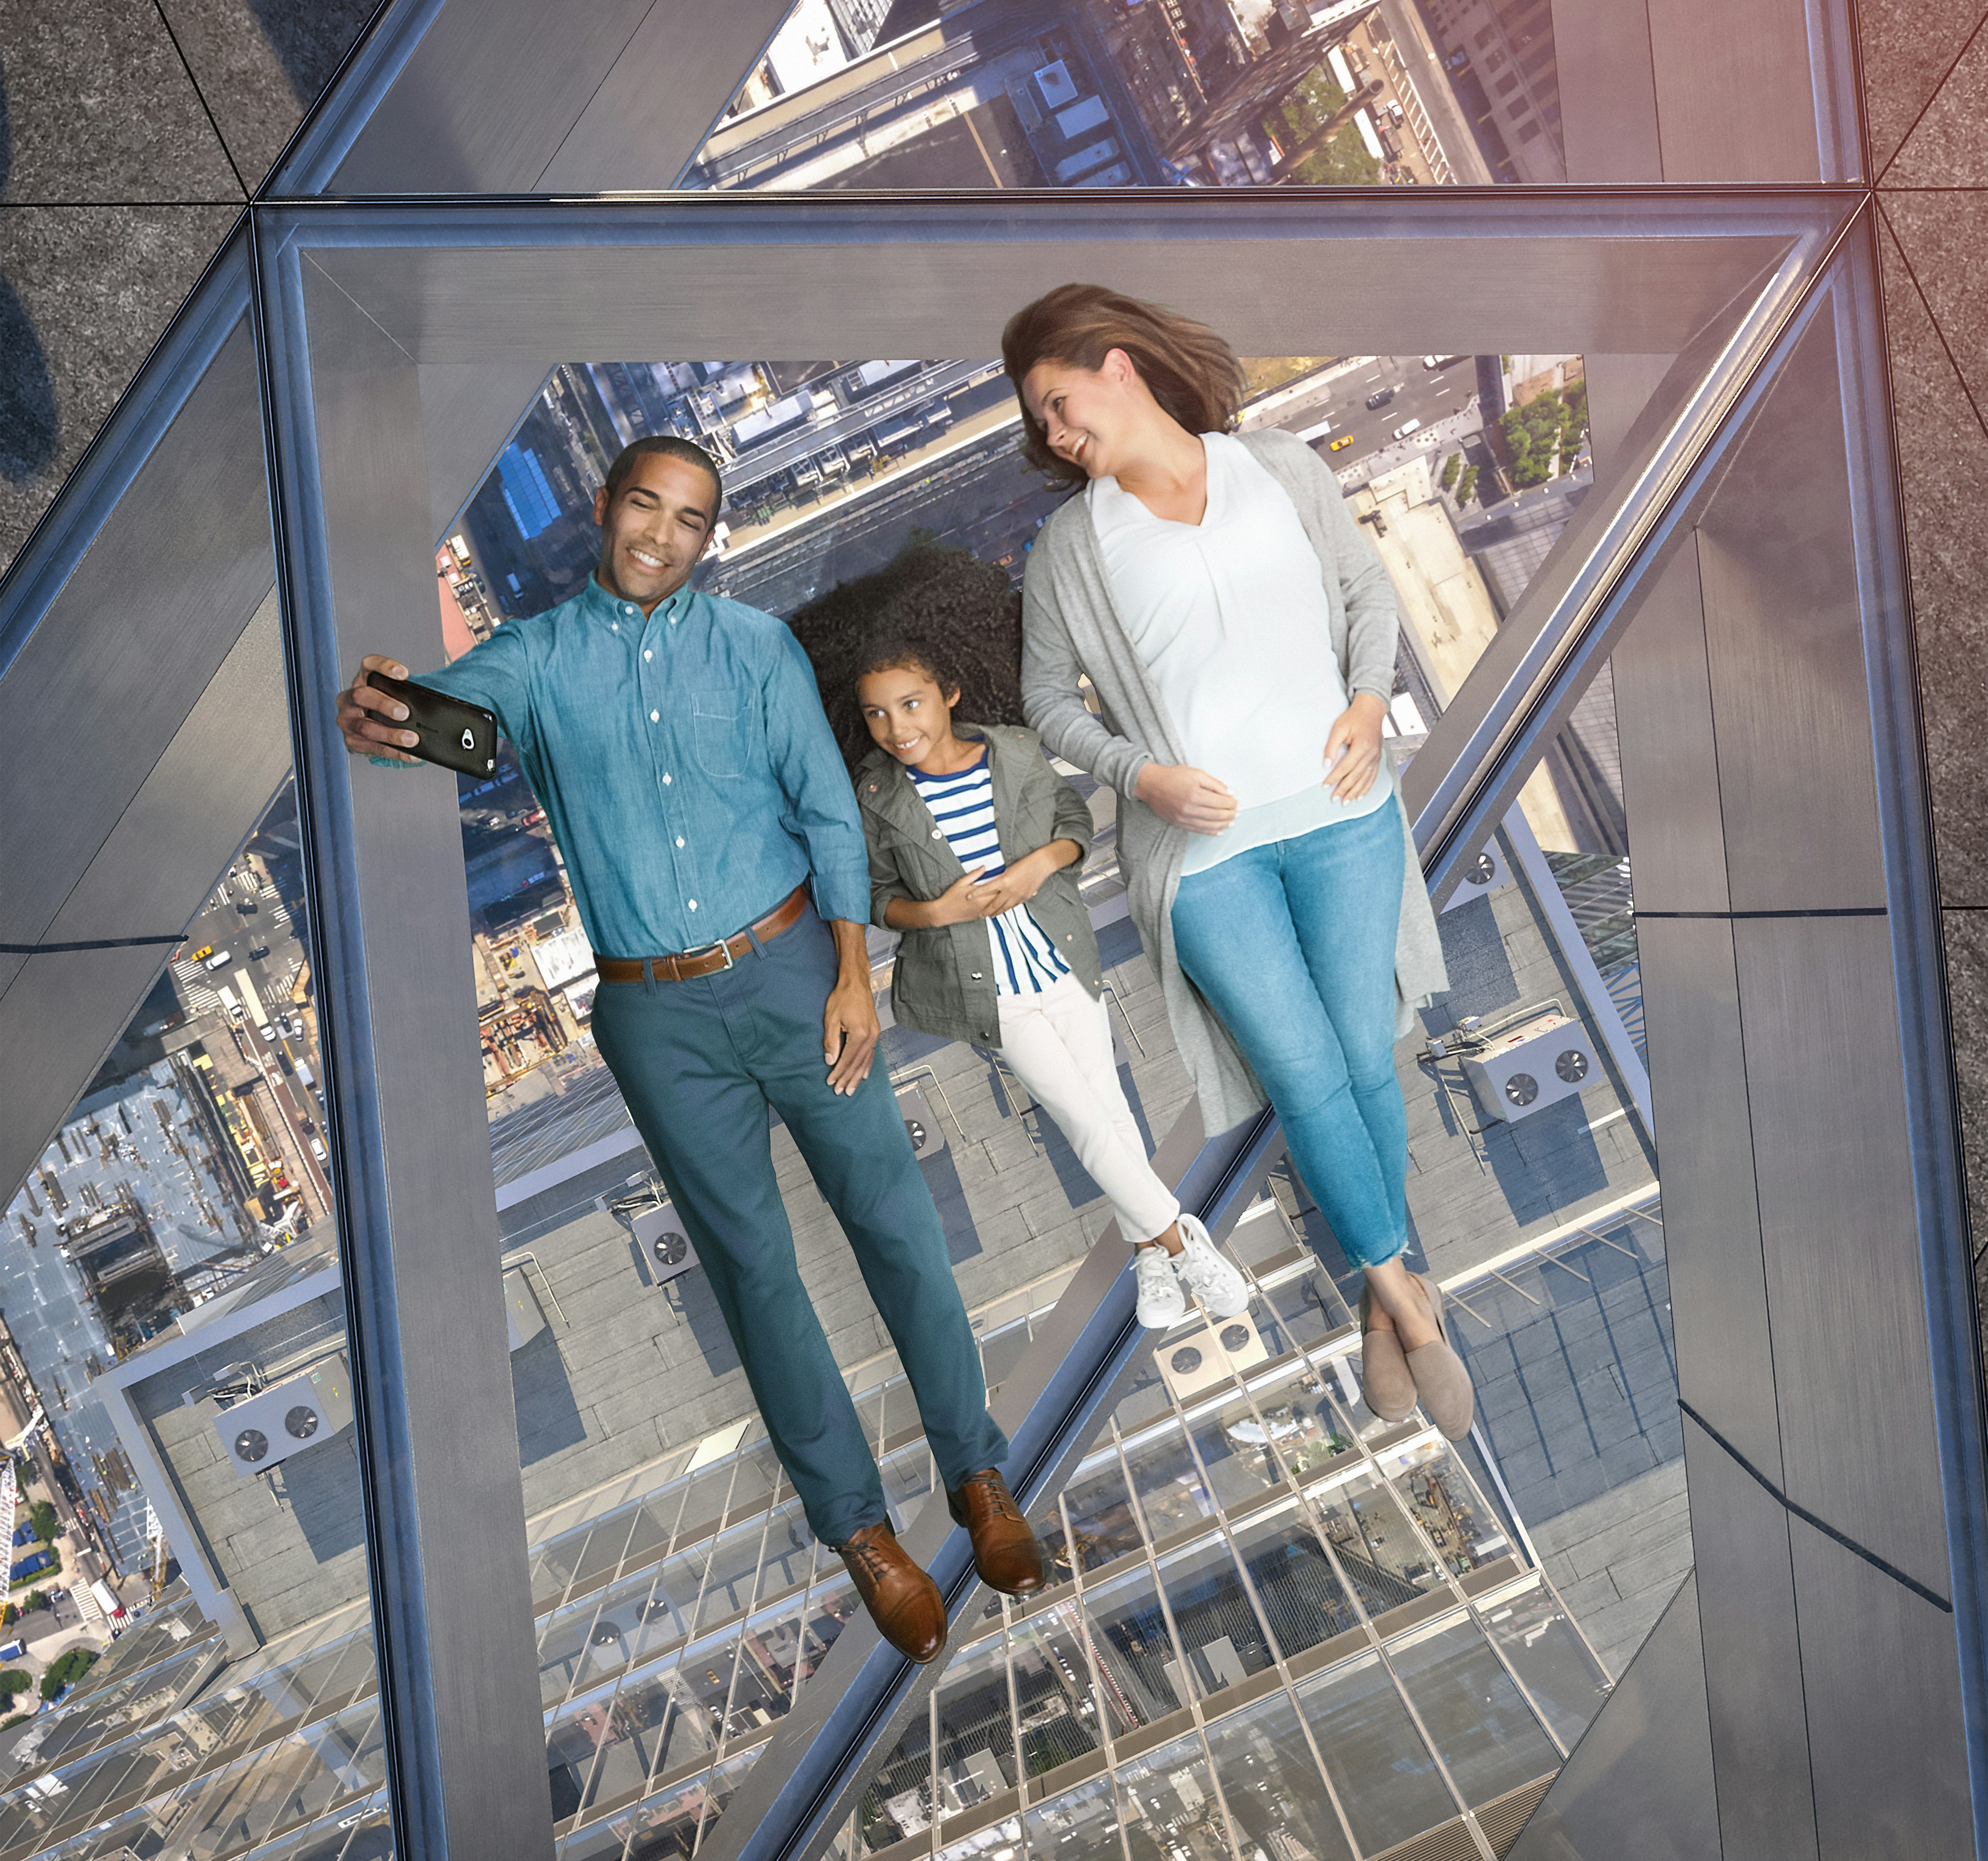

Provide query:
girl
left=1001, top=284, right=1472, bottom=1441
left=787, top=543, right=1250, bottom=1330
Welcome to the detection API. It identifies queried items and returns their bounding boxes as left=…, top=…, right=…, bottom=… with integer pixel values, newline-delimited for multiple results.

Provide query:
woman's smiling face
left=1022, top=351, right=1142, bottom=479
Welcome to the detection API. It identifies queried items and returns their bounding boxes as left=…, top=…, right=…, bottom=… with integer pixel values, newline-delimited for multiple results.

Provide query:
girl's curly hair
left=784, top=537, right=1027, bottom=769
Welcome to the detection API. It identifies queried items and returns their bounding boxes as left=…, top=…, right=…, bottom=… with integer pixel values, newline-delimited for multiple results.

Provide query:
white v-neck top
left=1088, top=431, right=1391, bottom=874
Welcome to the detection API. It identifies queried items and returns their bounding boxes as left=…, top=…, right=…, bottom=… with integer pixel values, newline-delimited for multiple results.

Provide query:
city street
left=1248, top=353, right=1482, bottom=467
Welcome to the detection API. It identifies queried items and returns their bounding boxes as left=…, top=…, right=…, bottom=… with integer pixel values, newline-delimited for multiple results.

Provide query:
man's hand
left=1323, top=692, right=1388, bottom=802
left=824, top=920, right=881, bottom=1095
left=1135, top=762, right=1239, bottom=834
left=337, top=655, right=420, bottom=762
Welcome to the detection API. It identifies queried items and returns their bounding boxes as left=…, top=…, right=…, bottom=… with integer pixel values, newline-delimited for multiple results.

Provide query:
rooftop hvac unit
left=633, top=1200, right=699, bottom=1288
left=1442, top=840, right=1511, bottom=912
left=1460, top=1011, right=1598, bottom=1123
left=503, top=1267, right=548, bottom=1352
left=1158, top=1310, right=1269, bottom=1404
left=215, top=1355, right=354, bottom=1478
left=897, top=1085, right=946, bottom=1161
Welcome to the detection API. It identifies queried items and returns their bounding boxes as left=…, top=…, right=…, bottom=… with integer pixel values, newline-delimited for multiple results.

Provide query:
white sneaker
left=1170, top=1214, right=1250, bottom=1319
left=1133, top=1244, right=1188, bottom=1329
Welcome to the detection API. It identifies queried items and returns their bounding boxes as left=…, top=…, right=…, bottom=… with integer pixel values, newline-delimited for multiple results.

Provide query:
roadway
left=1248, top=354, right=1481, bottom=464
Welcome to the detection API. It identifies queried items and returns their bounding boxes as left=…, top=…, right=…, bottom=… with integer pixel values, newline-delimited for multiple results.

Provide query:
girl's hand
left=1323, top=693, right=1388, bottom=802
left=928, top=869, right=995, bottom=925
left=967, top=850, right=1052, bottom=916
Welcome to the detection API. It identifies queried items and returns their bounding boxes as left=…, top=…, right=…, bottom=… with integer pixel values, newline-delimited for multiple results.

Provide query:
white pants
left=996, top=973, right=1180, bottom=1245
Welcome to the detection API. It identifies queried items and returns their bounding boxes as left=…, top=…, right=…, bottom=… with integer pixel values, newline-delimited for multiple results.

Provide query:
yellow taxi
left=1329, top=434, right=1354, bottom=452
left=190, top=945, right=213, bottom=963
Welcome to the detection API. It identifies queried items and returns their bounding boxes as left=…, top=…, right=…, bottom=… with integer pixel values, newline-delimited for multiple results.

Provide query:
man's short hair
left=603, top=436, right=723, bottom=524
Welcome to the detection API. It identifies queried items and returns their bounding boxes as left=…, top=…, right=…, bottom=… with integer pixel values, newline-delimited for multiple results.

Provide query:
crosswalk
left=259, top=883, right=292, bottom=929
left=168, top=959, right=220, bottom=1017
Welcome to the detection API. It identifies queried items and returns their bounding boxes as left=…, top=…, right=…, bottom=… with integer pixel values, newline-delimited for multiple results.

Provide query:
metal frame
left=0, top=2, right=1982, bottom=1853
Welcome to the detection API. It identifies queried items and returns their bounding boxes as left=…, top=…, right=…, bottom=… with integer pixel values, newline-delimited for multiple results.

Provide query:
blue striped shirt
left=907, top=754, right=1071, bottom=998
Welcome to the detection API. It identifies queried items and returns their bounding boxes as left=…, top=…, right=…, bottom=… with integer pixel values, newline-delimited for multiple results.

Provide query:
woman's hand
left=1323, top=693, right=1388, bottom=803
left=1135, top=762, right=1238, bottom=834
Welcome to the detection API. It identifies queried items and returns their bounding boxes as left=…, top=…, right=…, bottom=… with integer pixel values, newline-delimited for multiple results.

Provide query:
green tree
left=24, top=1591, right=47, bottom=1616
left=39, top=1647, right=96, bottom=1700
left=1441, top=452, right=1461, bottom=491
left=1457, top=466, right=1479, bottom=504
left=28, top=1502, right=55, bottom=1544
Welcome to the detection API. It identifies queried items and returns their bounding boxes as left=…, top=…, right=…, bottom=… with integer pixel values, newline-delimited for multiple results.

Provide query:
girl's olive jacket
left=856, top=723, right=1102, bottom=1048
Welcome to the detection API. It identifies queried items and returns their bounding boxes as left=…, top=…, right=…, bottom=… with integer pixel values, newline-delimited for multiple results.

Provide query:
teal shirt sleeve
left=366, top=623, right=536, bottom=768
left=761, top=627, right=870, bottom=925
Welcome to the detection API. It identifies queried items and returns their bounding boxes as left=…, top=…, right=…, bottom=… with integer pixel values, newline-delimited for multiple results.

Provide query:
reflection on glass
left=938, top=1808, right=1024, bottom=1861
left=1153, top=1535, right=1275, bottom=1698
left=933, top=1634, right=1017, bottom=1822
left=857, top=1704, right=933, bottom=1854
left=1478, top=1582, right=1610, bottom=1751
left=1297, top=1654, right=1457, bottom=1855
left=1226, top=1496, right=1361, bottom=1661
left=1306, top=1466, right=1443, bottom=1618
left=1202, top=1686, right=1355, bottom=1861
left=1116, top=1733, right=1230, bottom=1861
left=1383, top=1439, right=1509, bottom=1576
left=1122, top=1420, right=1218, bottom=1539
left=1061, top=1449, right=1145, bottom=1571
left=1186, top=1389, right=1296, bottom=1510
left=1388, top=1617, right=1561, bottom=1805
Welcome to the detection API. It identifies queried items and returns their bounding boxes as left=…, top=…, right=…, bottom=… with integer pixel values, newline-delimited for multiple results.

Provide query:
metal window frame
left=0, top=9, right=1979, bottom=1854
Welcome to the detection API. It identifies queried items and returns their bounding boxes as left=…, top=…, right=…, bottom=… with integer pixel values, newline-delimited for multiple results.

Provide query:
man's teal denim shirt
left=399, top=575, right=868, bottom=957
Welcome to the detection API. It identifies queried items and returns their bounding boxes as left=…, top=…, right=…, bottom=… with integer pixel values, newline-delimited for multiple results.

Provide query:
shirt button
left=611, top=622, right=619, bottom=632
left=688, top=900, right=698, bottom=911
left=971, top=972, right=984, bottom=980
left=651, top=710, right=660, bottom=722
left=623, top=605, right=635, bottom=616
left=930, top=828, right=942, bottom=839
left=645, top=650, right=652, bottom=662
left=663, top=773, right=673, bottom=785
left=676, top=836, right=685, bottom=848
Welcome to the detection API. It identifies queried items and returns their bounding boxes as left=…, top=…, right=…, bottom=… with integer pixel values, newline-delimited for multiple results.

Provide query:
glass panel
left=1152, top=1535, right=1276, bottom=1699
left=1184, top=1389, right=1294, bottom=1511
left=1478, top=1581, right=1611, bottom=1751
left=1081, top=1562, right=1186, bottom=1730
left=1115, top=1733, right=1232, bottom=1861
left=932, top=1634, right=1017, bottom=1821
left=1023, top=1769, right=1124, bottom=1861
left=688, top=2, right=1565, bottom=191
left=1008, top=1601, right=1103, bottom=1779
left=1122, top=1420, right=1219, bottom=1539
left=1201, top=1687, right=1354, bottom=1861
left=1226, top=1496, right=1361, bottom=1661
left=1061, top=1451, right=1147, bottom=1569
left=1304, top=1466, right=1445, bottom=1617
left=1381, top=1437, right=1511, bottom=1577
left=1295, top=1654, right=1457, bottom=1856
left=1386, top=1617, right=1561, bottom=1805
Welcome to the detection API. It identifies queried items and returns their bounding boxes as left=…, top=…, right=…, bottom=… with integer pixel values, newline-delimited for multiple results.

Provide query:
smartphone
left=365, top=672, right=498, bottom=778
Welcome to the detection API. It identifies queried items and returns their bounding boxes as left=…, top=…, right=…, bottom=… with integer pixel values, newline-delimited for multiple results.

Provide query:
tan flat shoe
left=1360, top=1282, right=1418, bottom=1423
left=1404, top=1273, right=1475, bottom=1441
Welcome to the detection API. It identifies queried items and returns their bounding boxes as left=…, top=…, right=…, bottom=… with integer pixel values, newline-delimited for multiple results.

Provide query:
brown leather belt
left=597, top=884, right=809, bottom=985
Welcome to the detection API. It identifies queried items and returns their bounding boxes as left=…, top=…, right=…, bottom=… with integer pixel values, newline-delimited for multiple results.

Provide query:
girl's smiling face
left=858, top=660, right=963, bottom=770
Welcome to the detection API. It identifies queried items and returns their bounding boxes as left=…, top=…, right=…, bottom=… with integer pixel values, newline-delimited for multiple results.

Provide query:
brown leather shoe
left=947, top=1469, right=1046, bottom=1596
left=836, top=1522, right=947, bottom=1665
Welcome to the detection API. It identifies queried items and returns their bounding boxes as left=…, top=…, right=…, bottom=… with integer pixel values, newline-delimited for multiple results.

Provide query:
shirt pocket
left=691, top=695, right=742, bottom=779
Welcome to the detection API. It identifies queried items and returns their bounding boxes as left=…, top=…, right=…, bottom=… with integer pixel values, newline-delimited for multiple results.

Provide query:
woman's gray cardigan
left=1019, top=426, right=1449, bottom=1135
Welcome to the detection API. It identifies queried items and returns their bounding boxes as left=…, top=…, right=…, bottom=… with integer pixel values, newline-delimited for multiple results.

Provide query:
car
left=1392, top=417, right=1423, bottom=440
left=203, top=949, right=232, bottom=971
left=1423, top=355, right=1442, bottom=368
left=1365, top=387, right=1395, bottom=410
left=257, top=1023, right=276, bottom=1044
left=1329, top=434, right=1355, bottom=452
left=248, top=944, right=270, bottom=961
left=189, top=945, right=213, bottom=964
left=310, top=1139, right=329, bottom=1164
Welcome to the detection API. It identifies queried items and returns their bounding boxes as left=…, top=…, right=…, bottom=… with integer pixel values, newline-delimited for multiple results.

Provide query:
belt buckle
left=681, top=936, right=736, bottom=972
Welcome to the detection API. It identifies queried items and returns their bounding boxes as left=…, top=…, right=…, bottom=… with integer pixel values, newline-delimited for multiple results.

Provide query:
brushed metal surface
left=273, top=256, right=554, bottom=1857
left=1612, top=541, right=1729, bottom=913
left=1730, top=915, right=1951, bottom=1602
left=1551, top=0, right=1664, bottom=184
left=1678, top=1430, right=1819, bottom=1860
left=1645, top=0, right=1823, bottom=181
left=1695, top=315, right=1885, bottom=912
left=329, top=0, right=659, bottom=194
left=538, top=0, right=795, bottom=192
left=418, top=361, right=556, bottom=546
left=294, top=192, right=1806, bottom=365
left=1504, top=1572, right=1717, bottom=1861
left=1788, top=1514, right=1973, bottom=1858
left=0, top=321, right=273, bottom=947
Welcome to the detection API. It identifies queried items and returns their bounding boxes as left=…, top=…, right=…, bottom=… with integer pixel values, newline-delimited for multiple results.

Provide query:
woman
left=1004, top=283, right=1470, bottom=1439
left=785, top=543, right=1250, bottom=1329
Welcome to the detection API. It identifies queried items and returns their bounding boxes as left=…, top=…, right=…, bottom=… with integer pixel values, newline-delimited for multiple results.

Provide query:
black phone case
left=367, top=673, right=498, bottom=779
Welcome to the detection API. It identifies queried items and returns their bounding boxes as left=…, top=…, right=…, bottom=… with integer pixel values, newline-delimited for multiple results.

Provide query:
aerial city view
left=0, top=5, right=1684, bottom=1859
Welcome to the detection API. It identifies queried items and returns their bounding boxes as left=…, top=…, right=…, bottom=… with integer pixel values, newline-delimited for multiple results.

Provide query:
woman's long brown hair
left=1001, top=283, right=1247, bottom=487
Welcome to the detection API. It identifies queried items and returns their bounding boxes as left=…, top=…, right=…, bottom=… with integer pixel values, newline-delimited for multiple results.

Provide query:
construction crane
left=144, top=1504, right=171, bottom=1607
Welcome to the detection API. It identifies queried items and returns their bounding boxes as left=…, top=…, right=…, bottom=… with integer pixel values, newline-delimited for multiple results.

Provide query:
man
left=337, top=435, right=1043, bottom=1663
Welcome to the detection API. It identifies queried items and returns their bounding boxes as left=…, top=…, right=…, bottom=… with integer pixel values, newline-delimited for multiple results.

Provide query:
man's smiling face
left=593, top=453, right=717, bottom=610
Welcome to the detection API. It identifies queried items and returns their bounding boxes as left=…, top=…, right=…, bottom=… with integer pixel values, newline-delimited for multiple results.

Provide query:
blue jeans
left=1171, top=802, right=1409, bottom=1272
left=591, top=902, right=1008, bottom=1544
